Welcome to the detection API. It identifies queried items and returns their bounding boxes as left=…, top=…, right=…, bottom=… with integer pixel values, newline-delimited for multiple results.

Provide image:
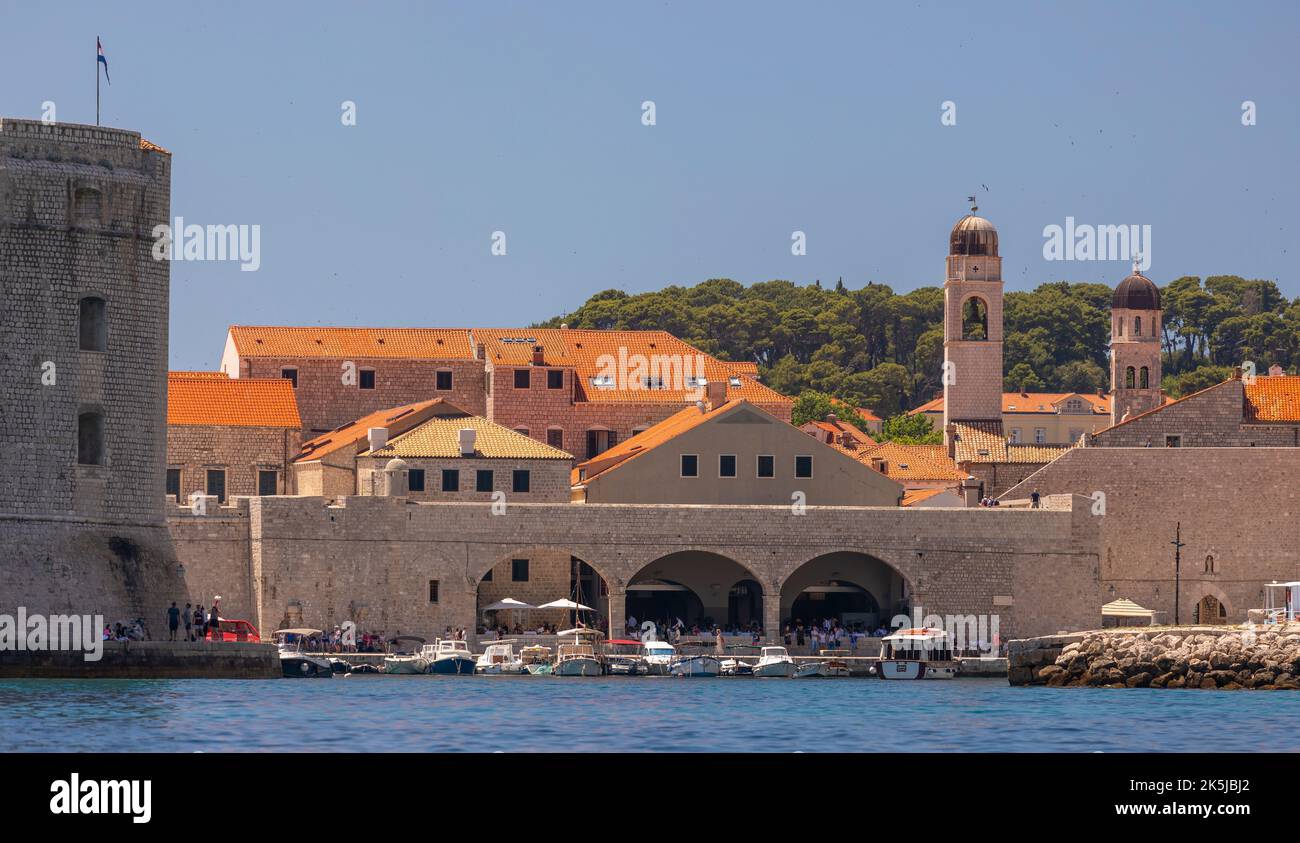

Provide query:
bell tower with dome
left=943, top=201, right=1004, bottom=438
left=1110, top=264, right=1163, bottom=426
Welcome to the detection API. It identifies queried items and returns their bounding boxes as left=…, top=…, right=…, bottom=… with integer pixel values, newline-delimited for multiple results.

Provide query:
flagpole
left=96, top=37, right=100, bottom=126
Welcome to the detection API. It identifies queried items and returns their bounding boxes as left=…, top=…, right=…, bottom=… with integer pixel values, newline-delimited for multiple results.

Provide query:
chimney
left=945, top=423, right=958, bottom=459
left=1232, top=366, right=1243, bottom=380
left=1019, top=385, right=1028, bottom=397
left=960, top=478, right=981, bottom=508
left=695, top=400, right=706, bottom=413
left=560, top=323, right=569, bottom=330
left=1269, top=364, right=1284, bottom=377
left=532, top=345, right=545, bottom=366
left=870, top=456, right=886, bottom=473
left=459, top=428, right=477, bottom=456
left=475, top=342, right=485, bottom=360
left=705, top=378, right=727, bottom=409
left=826, top=412, right=838, bottom=423
left=367, top=427, right=388, bottom=452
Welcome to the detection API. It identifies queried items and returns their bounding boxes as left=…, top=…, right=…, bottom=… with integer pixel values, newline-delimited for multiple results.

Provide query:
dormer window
left=728, top=376, right=742, bottom=387
left=590, top=375, right=615, bottom=389
left=642, top=376, right=665, bottom=390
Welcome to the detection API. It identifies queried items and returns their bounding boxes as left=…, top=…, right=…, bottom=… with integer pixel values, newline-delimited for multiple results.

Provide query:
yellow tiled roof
left=139, top=138, right=170, bottom=154
left=229, top=326, right=475, bottom=360
left=171, top=370, right=228, bottom=379
left=475, top=328, right=789, bottom=405
left=949, top=420, right=1008, bottom=463
left=167, top=373, right=300, bottom=428
left=368, top=413, right=572, bottom=460
left=294, top=398, right=447, bottom=462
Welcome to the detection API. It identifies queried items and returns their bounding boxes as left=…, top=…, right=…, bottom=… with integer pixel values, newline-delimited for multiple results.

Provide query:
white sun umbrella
left=483, top=598, right=536, bottom=612
left=537, top=598, right=594, bottom=612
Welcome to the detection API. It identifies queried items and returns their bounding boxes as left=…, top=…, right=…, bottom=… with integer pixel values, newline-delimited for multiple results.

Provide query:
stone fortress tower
left=1109, top=265, right=1163, bottom=426
left=0, top=118, right=185, bottom=622
left=942, top=202, right=1004, bottom=441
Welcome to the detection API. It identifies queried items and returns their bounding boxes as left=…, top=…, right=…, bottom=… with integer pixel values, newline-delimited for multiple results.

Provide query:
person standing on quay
left=182, top=603, right=193, bottom=641
left=195, top=605, right=206, bottom=641
left=209, top=604, right=220, bottom=640
left=714, top=627, right=724, bottom=656
left=166, top=602, right=180, bottom=641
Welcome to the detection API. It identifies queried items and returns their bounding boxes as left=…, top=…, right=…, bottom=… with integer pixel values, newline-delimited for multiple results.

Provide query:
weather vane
left=1132, top=252, right=1142, bottom=274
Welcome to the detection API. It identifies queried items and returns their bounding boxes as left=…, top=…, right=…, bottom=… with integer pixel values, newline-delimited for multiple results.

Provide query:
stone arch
left=778, top=550, right=915, bottom=633
left=625, top=550, right=766, bottom=634
left=961, top=295, right=989, bottom=340
left=1139, top=366, right=1150, bottom=389
left=1125, top=366, right=1136, bottom=389
left=474, top=544, right=615, bottom=634
left=1190, top=582, right=1231, bottom=625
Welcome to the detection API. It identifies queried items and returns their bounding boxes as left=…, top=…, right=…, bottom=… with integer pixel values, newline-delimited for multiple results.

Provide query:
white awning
left=483, top=598, right=536, bottom=612
left=538, top=599, right=594, bottom=611
left=1101, top=598, right=1155, bottom=618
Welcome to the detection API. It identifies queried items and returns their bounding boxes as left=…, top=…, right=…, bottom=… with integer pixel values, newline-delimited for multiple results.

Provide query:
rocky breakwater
left=1008, top=625, right=1300, bottom=689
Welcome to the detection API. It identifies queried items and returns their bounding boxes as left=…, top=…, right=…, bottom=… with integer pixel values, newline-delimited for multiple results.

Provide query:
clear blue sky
left=4, top=1, right=1298, bottom=370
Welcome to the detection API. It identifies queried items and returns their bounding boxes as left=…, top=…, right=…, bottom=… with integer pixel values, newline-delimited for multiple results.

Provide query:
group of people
left=102, top=619, right=147, bottom=642
left=165, top=601, right=221, bottom=642
left=484, top=622, right=561, bottom=637
left=785, top=618, right=886, bottom=652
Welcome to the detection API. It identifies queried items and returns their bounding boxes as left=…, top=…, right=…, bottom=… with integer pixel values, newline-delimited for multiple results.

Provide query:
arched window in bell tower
left=1139, top=367, right=1149, bottom=389
left=1134, top=316, right=1142, bottom=336
left=961, top=297, right=988, bottom=340
left=1125, top=367, right=1136, bottom=389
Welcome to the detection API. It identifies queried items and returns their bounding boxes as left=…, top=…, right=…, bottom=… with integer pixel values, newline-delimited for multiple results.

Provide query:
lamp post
left=1171, top=522, right=1186, bottom=625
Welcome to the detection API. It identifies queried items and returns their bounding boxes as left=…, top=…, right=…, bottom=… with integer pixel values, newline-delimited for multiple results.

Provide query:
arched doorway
left=781, top=551, right=909, bottom=634
left=626, top=551, right=762, bottom=635
left=1195, top=594, right=1227, bottom=625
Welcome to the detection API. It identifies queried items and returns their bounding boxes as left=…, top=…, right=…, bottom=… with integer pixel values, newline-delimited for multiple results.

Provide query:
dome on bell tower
left=949, top=214, right=998, bottom=257
left=1113, top=270, right=1160, bottom=310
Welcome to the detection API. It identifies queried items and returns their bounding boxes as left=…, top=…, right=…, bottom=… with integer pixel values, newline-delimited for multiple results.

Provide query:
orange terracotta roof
left=168, top=373, right=300, bottom=428
left=139, top=138, right=170, bottom=154
left=1245, top=375, right=1300, bottom=423
left=901, top=488, right=950, bottom=507
left=572, top=400, right=737, bottom=485
left=911, top=392, right=1112, bottom=416
left=949, top=420, right=1007, bottom=463
left=229, top=326, right=475, bottom=360
left=1094, top=379, right=1226, bottom=434
left=171, top=370, right=228, bottom=379
left=854, top=407, right=882, bottom=422
left=294, top=399, right=447, bottom=462
left=475, top=327, right=789, bottom=406
left=854, top=442, right=965, bottom=482
left=801, top=418, right=876, bottom=450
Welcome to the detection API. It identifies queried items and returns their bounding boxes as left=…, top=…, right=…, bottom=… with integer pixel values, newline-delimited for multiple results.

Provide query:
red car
left=206, top=618, right=261, bottom=642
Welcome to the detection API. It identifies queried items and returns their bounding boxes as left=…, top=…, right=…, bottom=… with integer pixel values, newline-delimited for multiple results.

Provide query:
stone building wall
left=355, top=456, right=572, bottom=502
left=1091, top=378, right=1300, bottom=448
left=168, top=501, right=255, bottom=623
left=235, top=357, right=486, bottom=434
left=1002, top=448, right=1300, bottom=625
left=167, top=424, right=301, bottom=501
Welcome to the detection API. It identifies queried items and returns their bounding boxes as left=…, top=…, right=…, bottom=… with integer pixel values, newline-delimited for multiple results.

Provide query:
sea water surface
left=2, top=676, right=1297, bottom=752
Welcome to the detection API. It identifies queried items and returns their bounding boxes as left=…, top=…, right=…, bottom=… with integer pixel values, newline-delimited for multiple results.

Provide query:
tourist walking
left=166, top=602, right=180, bottom=641
left=182, top=603, right=193, bottom=641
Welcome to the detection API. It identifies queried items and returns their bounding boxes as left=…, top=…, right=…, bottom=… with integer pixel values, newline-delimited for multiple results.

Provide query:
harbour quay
left=0, top=641, right=279, bottom=679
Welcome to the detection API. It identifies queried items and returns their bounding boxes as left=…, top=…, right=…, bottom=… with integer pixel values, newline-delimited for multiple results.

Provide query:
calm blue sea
left=2, top=676, right=1297, bottom=752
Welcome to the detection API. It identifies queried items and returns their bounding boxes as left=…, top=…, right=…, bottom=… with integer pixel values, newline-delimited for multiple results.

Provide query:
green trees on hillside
left=545, top=274, right=1294, bottom=416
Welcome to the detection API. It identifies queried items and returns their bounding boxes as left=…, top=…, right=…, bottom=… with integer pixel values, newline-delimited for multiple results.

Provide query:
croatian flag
left=97, top=37, right=110, bottom=84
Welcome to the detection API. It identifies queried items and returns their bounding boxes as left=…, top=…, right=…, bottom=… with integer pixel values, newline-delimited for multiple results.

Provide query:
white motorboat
left=383, top=635, right=429, bottom=674
left=641, top=640, right=676, bottom=675
left=670, top=653, right=721, bottom=677
left=752, top=645, right=797, bottom=677
left=604, top=639, right=646, bottom=675
left=874, top=628, right=957, bottom=680
left=520, top=645, right=553, bottom=675
left=793, top=661, right=827, bottom=678
left=426, top=639, right=477, bottom=675
left=476, top=640, right=525, bottom=674
left=554, top=628, right=603, bottom=676
left=274, top=628, right=334, bottom=678
left=720, top=644, right=758, bottom=676
left=818, top=649, right=853, bottom=678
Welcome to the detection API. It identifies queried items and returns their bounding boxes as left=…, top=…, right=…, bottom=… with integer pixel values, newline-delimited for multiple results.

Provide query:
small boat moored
left=274, top=629, right=334, bottom=678
left=426, top=639, right=477, bottom=675
left=670, top=653, right=722, bottom=677
left=604, top=639, right=646, bottom=675
left=521, top=645, right=553, bottom=675
left=875, top=628, right=957, bottom=680
left=476, top=640, right=525, bottom=674
left=793, top=661, right=827, bottom=678
left=554, top=628, right=604, bottom=676
left=752, top=645, right=797, bottom=678
left=641, top=640, right=676, bottom=675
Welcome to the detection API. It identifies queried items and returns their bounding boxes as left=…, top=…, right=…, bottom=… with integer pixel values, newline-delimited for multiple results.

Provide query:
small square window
left=512, top=559, right=530, bottom=582
left=436, top=370, right=452, bottom=390
left=680, top=454, right=698, bottom=477
left=359, top=369, right=376, bottom=390
left=408, top=469, right=426, bottom=492
left=514, top=369, right=531, bottom=389
left=757, top=455, right=775, bottom=478
left=476, top=469, right=493, bottom=492
left=512, top=470, right=530, bottom=493
left=258, top=469, right=278, bottom=496
left=795, top=455, right=813, bottom=479
left=547, top=370, right=564, bottom=389
left=719, top=455, right=736, bottom=477
left=442, top=468, right=459, bottom=492
left=1165, top=435, right=1182, bottom=448
left=165, top=468, right=181, bottom=502
left=281, top=368, right=298, bottom=389
left=428, top=580, right=439, bottom=603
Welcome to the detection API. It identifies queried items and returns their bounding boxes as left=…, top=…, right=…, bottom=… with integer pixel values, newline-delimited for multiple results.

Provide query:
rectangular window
left=166, top=468, right=181, bottom=502
left=205, top=469, right=226, bottom=504
left=359, top=369, right=376, bottom=390
left=476, top=469, right=493, bottom=492
left=512, top=559, right=530, bottom=582
left=257, top=469, right=278, bottom=496
left=436, top=370, right=453, bottom=390
left=428, top=580, right=439, bottom=603
left=719, top=455, right=736, bottom=477
left=512, top=469, right=530, bottom=493
left=1009, top=428, right=1022, bottom=444
left=408, top=468, right=426, bottom=492
left=441, top=468, right=459, bottom=492
left=547, top=370, right=564, bottom=389
left=680, top=454, right=698, bottom=477
left=281, top=368, right=298, bottom=389
left=514, top=369, right=531, bottom=389
left=1165, top=435, right=1182, bottom=448
left=757, top=455, right=775, bottom=478
left=79, top=298, right=107, bottom=352
left=547, top=429, right=563, bottom=450
left=1034, top=428, right=1046, bottom=444
left=795, top=455, right=813, bottom=478
left=586, top=430, right=616, bottom=459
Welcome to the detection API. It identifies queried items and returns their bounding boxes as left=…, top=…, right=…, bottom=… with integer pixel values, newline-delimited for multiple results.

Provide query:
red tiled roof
left=294, top=398, right=448, bottom=462
left=572, top=400, right=738, bottom=485
left=168, top=373, right=300, bottom=428
left=901, top=488, right=950, bottom=507
left=853, top=442, right=965, bottom=482
left=1245, top=375, right=1300, bottom=423
left=911, top=392, right=1111, bottom=416
left=229, top=326, right=475, bottom=360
